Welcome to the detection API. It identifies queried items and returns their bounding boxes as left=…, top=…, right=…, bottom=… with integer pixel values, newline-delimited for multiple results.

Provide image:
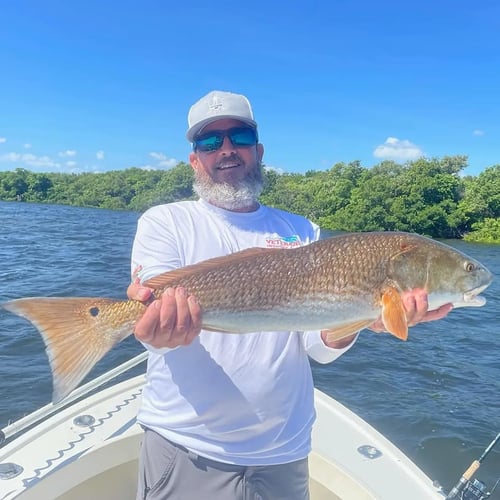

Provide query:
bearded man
left=127, top=90, right=450, bottom=500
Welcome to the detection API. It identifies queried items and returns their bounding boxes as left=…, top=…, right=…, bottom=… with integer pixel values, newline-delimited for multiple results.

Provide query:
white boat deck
left=0, top=371, right=445, bottom=499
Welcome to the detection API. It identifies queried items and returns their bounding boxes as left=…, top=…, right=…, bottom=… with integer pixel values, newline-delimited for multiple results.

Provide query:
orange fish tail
left=2, top=297, right=141, bottom=402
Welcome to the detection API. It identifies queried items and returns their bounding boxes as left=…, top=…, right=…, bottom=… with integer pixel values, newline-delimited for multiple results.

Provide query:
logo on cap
left=209, top=95, right=224, bottom=112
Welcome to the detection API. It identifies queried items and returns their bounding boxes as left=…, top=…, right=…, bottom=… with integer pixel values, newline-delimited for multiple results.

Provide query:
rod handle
left=462, top=460, right=480, bottom=480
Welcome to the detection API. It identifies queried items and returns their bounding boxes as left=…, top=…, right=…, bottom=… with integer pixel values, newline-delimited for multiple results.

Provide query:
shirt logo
left=265, top=235, right=302, bottom=248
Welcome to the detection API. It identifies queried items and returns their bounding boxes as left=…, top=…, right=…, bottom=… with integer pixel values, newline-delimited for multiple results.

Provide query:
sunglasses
left=193, top=127, right=258, bottom=152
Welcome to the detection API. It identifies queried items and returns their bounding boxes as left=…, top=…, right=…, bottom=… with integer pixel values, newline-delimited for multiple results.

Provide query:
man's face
left=189, top=118, right=264, bottom=211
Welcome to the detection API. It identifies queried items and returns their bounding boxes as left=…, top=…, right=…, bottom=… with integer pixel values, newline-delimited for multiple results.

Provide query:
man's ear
left=257, top=143, right=264, bottom=162
left=189, top=151, right=199, bottom=170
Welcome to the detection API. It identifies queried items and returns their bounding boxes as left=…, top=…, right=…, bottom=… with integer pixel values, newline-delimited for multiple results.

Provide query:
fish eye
left=464, top=262, right=476, bottom=272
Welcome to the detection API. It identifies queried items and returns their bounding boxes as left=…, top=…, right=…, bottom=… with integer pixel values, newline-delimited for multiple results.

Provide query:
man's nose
left=219, top=135, right=236, bottom=153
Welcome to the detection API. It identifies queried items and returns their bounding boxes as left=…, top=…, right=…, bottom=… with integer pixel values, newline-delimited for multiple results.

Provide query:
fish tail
left=2, top=297, right=139, bottom=403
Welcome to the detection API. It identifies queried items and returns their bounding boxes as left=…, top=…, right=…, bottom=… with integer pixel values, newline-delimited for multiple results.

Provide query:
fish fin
left=323, top=320, right=374, bottom=343
left=2, top=297, right=135, bottom=403
left=203, top=326, right=237, bottom=333
left=381, top=287, right=408, bottom=340
left=144, top=247, right=282, bottom=289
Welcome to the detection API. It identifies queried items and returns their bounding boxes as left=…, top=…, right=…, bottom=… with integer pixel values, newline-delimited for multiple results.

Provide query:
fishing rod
left=445, top=432, right=500, bottom=500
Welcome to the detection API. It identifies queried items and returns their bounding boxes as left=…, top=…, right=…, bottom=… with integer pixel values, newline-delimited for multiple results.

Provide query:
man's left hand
left=369, top=288, right=452, bottom=333
left=322, top=288, right=453, bottom=348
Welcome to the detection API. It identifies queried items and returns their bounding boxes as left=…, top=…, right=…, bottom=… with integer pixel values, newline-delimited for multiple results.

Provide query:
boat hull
left=0, top=373, right=445, bottom=499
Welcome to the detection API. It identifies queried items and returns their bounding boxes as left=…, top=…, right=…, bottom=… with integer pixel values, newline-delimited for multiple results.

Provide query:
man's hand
left=321, top=288, right=453, bottom=348
left=127, top=281, right=202, bottom=349
left=368, top=288, right=453, bottom=333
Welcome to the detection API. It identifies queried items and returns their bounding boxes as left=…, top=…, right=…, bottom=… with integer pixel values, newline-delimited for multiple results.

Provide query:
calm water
left=0, top=201, right=499, bottom=496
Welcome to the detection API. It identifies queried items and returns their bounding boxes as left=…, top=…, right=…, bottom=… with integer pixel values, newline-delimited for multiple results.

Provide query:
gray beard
left=193, top=164, right=264, bottom=211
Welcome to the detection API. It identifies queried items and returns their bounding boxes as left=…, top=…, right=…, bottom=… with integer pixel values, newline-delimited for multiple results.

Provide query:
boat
left=0, top=352, right=448, bottom=499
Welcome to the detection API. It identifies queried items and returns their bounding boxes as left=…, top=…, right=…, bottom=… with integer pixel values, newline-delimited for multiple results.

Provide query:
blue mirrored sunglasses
left=193, top=127, right=258, bottom=152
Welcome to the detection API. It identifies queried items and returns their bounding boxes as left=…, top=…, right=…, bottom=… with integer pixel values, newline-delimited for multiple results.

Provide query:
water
left=1, top=201, right=499, bottom=496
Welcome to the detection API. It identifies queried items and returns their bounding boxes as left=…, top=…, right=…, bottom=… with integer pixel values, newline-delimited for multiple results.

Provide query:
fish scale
left=2, top=231, right=492, bottom=403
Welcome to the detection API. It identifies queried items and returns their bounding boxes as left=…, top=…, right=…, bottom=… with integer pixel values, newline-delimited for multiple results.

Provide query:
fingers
left=134, top=299, right=162, bottom=344
left=369, top=289, right=453, bottom=334
left=127, top=280, right=153, bottom=302
left=401, top=289, right=453, bottom=326
left=134, top=287, right=202, bottom=349
left=401, top=289, right=428, bottom=326
left=128, top=266, right=153, bottom=302
left=414, top=302, right=453, bottom=323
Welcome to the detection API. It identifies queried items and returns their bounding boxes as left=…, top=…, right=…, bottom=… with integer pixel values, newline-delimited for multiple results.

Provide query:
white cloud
left=373, top=137, right=424, bottom=161
left=0, top=152, right=21, bottom=162
left=149, top=151, right=178, bottom=169
left=472, top=129, right=484, bottom=136
left=149, top=152, right=167, bottom=161
left=24, top=143, right=32, bottom=149
left=23, top=154, right=61, bottom=169
left=96, top=150, right=104, bottom=160
left=58, top=150, right=77, bottom=158
left=0, top=137, right=6, bottom=144
left=0, top=152, right=61, bottom=169
left=264, top=165, right=285, bottom=174
left=65, top=161, right=77, bottom=167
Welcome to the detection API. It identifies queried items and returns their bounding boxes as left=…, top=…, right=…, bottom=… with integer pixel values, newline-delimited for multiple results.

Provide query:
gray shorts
left=136, top=428, right=310, bottom=500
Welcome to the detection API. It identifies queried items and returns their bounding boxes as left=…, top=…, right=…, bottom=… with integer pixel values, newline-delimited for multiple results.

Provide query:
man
left=128, top=90, right=451, bottom=500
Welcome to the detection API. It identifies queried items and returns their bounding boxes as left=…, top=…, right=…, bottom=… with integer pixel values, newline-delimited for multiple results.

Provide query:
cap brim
left=186, top=116, right=257, bottom=142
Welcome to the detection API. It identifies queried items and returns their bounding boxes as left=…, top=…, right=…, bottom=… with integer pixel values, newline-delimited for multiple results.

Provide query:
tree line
left=0, top=155, right=498, bottom=243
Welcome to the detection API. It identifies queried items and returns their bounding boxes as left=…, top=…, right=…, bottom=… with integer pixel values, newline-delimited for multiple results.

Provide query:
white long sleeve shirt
left=131, top=199, right=356, bottom=465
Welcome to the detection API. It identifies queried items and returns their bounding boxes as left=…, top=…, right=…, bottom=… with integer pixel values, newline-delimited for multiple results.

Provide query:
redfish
left=2, top=232, right=492, bottom=402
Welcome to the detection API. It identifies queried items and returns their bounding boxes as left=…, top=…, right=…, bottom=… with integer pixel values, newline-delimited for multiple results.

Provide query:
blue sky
left=0, top=1, right=498, bottom=176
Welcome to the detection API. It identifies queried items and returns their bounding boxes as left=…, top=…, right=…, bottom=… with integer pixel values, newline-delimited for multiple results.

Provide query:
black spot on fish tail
left=89, top=307, right=100, bottom=317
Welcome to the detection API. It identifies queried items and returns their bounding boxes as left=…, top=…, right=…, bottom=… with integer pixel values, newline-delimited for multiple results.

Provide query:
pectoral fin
left=381, top=287, right=408, bottom=340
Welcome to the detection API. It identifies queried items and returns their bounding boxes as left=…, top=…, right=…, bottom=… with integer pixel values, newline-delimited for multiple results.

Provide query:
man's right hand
left=127, top=281, right=202, bottom=349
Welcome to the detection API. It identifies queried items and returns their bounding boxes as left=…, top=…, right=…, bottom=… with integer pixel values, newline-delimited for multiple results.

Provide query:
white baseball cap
left=186, top=90, right=257, bottom=142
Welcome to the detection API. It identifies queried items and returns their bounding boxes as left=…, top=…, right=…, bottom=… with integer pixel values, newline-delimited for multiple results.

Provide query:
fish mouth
left=461, top=283, right=490, bottom=307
